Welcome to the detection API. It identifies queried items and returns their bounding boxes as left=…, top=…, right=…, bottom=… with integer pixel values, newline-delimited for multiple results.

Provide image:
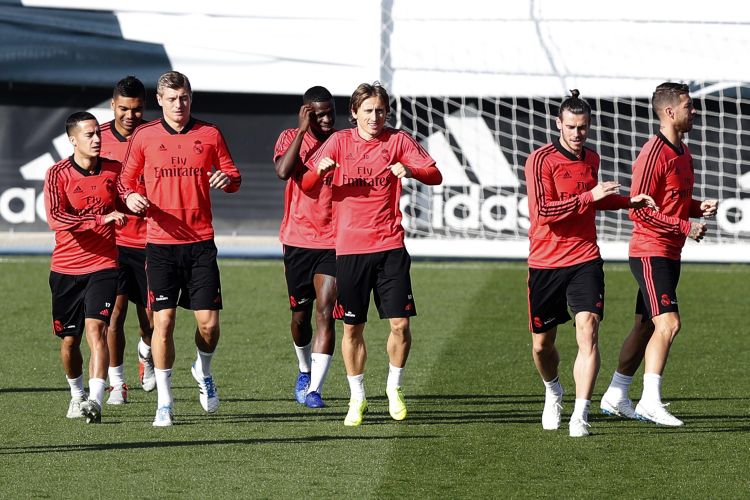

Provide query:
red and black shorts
left=146, top=240, right=223, bottom=312
left=334, top=247, right=417, bottom=325
left=117, top=245, right=148, bottom=308
left=49, top=268, right=118, bottom=338
left=283, top=245, right=336, bottom=311
left=629, top=256, right=681, bottom=320
left=527, top=258, right=605, bottom=334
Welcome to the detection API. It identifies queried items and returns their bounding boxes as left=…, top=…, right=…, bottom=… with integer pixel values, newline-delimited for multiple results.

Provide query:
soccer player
left=599, top=82, right=718, bottom=427
left=118, top=71, right=242, bottom=427
left=524, top=90, right=656, bottom=437
left=99, top=75, right=155, bottom=404
left=44, top=111, right=126, bottom=424
left=273, top=86, right=337, bottom=408
left=309, top=82, right=442, bottom=426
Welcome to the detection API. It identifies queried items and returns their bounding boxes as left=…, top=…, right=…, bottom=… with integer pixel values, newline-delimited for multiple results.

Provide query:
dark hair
left=157, top=71, right=191, bottom=95
left=114, top=75, right=146, bottom=100
left=652, top=82, right=690, bottom=113
left=349, top=81, right=390, bottom=125
left=303, top=86, right=333, bottom=104
left=65, top=111, right=97, bottom=136
left=558, top=89, right=591, bottom=118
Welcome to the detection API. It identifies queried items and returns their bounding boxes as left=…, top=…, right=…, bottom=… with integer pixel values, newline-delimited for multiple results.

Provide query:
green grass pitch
left=0, top=256, right=748, bottom=498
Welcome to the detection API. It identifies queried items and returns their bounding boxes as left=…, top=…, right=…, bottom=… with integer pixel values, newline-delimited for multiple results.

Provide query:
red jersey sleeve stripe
left=631, top=139, right=685, bottom=234
left=533, top=146, right=582, bottom=218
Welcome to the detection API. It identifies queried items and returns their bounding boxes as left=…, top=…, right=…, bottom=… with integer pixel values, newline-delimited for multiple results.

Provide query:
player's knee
left=389, top=318, right=411, bottom=338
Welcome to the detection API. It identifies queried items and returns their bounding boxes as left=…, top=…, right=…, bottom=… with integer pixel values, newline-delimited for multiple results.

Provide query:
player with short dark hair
left=44, top=111, right=127, bottom=424
left=524, top=90, right=655, bottom=437
left=99, top=75, right=155, bottom=404
left=600, top=82, right=718, bottom=426
left=273, top=86, right=337, bottom=408
left=310, top=81, right=442, bottom=426
left=118, top=70, right=242, bottom=427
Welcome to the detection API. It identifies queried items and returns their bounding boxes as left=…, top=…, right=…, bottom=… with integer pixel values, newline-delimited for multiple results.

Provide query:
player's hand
left=298, top=104, right=314, bottom=132
left=317, top=157, right=338, bottom=177
left=700, top=199, right=718, bottom=218
left=629, top=194, right=658, bottom=210
left=126, top=192, right=149, bottom=214
left=590, top=181, right=620, bottom=201
left=688, top=222, right=707, bottom=242
left=103, top=210, right=127, bottom=227
left=209, top=170, right=230, bottom=190
left=389, top=162, right=413, bottom=179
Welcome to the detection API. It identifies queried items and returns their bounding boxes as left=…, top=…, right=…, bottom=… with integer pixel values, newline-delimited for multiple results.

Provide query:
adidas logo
left=99, top=309, right=110, bottom=316
left=73, top=186, right=83, bottom=193
left=159, top=144, right=167, bottom=151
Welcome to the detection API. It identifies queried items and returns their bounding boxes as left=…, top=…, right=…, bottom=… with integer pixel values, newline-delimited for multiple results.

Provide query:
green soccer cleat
left=344, top=399, right=368, bottom=427
left=386, top=386, right=408, bottom=421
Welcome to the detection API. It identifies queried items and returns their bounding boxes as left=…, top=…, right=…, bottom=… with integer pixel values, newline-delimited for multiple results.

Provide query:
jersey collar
left=656, top=131, right=684, bottom=155
left=108, top=120, right=128, bottom=142
left=553, top=137, right=586, bottom=161
left=160, top=117, right=196, bottom=135
left=69, top=156, right=101, bottom=176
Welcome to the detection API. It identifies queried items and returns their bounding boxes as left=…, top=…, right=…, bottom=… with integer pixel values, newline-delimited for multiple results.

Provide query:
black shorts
left=334, top=247, right=417, bottom=325
left=146, top=240, right=222, bottom=312
left=527, top=258, right=605, bottom=334
left=629, top=256, right=681, bottom=319
left=283, top=245, right=336, bottom=311
left=117, top=245, right=148, bottom=307
left=49, top=268, right=118, bottom=338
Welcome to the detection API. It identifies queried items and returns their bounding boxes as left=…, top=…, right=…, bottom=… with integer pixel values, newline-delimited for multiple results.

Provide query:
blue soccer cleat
left=295, top=372, right=310, bottom=404
left=304, top=391, right=325, bottom=408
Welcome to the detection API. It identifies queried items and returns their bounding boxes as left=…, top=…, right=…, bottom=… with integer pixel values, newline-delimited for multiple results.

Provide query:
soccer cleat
left=294, top=372, right=311, bottom=404
left=634, top=401, right=684, bottom=427
left=386, top=386, right=408, bottom=421
left=344, top=399, right=368, bottom=427
left=542, top=391, right=564, bottom=430
left=569, top=417, right=591, bottom=437
left=66, top=396, right=87, bottom=419
left=600, top=393, right=637, bottom=419
left=191, top=364, right=219, bottom=413
left=138, top=351, right=156, bottom=392
left=106, top=384, right=129, bottom=405
left=80, top=399, right=102, bottom=424
left=304, top=391, right=325, bottom=408
left=152, top=405, right=174, bottom=427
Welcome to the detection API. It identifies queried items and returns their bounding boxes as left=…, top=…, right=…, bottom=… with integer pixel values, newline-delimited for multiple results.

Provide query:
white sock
left=155, top=368, right=173, bottom=408
left=294, top=341, right=312, bottom=373
left=308, top=353, right=332, bottom=394
left=571, top=398, right=591, bottom=422
left=347, top=373, right=366, bottom=401
left=138, top=339, right=151, bottom=359
left=386, top=363, right=404, bottom=390
left=108, top=364, right=125, bottom=388
left=66, top=374, right=86, bottom=400
left=606, top=371, right=633, bottom=400
left=641, top=372, right=662, bottom=404
left=194, top=349, right=214, bottom=378
left=88, top=378, right=107, bottom=406
left=543, top=376, right=563, bottom=397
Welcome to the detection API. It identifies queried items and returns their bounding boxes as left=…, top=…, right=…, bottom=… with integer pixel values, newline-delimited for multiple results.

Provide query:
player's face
left=69, top=119, right=101, bottom=158
left=672, top=94, right=697, bottom=133
left=353, top=96, right=387, bottom=140
left=111, top=95, right=145, bottom=137
left=309, top=100, right=336, bottom=138
left=157, top=87, right=192, bottom=127
left=555, top=110, right=590, bottom=156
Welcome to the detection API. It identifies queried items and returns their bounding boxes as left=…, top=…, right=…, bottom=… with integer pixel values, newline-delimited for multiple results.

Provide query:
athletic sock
left=641, top=372, right=663, bottom=404
left=308, top=353, right=332, bottom=394
left=386, top=363, right=404, bottom=391
left=138, top=339, right=152, bottom=359
left=194, top=349, right=214, bottom=378
left=155, top=368, right=173, bottom=408
left=88, top=378, right=107, bottom=406
left=347, top=373, right=366, bottom=402
left=571, top=398, right=591, bottom=422
left=543, top=376, right=563, bottom=397
left=294, top=341, right=312, bottom=373
left=108, top=364, right=125, bottom=388
left=66, top=374, right=86, bottom=400
left=606, top=371, right=633, bottom=400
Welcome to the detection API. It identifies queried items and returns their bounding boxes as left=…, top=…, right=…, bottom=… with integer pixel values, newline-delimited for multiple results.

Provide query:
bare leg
left=342, top=323, right=366, bottom=376
left=532, top=327, right=559, bottom=382
left=386, top=317, right=411, bottom=368
left=572, top=312, right=600, bottom=400
left=615, top=315, right=654, bottom=376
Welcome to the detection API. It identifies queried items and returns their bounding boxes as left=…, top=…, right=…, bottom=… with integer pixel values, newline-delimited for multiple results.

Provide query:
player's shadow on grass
left=0, top=434, right=440, bottom=456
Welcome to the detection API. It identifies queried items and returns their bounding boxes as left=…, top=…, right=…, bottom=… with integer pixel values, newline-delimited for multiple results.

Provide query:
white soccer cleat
left=542, top=391, right=564, bottom=430
left=191, top=364, right=219, bottom=413
left=80, top=399, right=102, bottom=424
left=569, top=417, right=591, bottom=437
left=106, top=384, right=129, bottom=405
left=635, top=401, right=684, bottom=427
left=66, top=396, right=87, bottom=419
left=600, top=393, right=637, bottom=419
left=152, top=405, right=174, bottom=427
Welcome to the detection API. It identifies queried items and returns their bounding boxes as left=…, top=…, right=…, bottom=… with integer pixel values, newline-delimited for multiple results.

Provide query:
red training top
left=44, top=156, right=119, bottom=274
left=629, top=132, right=703, bottom=259
left=273, top=128, right=335, bottom=249
left=525, top=139, right=630, bottom=269
left=309, top=128, right=441, bottom=256
left=118, top=117, right=241, bottom=244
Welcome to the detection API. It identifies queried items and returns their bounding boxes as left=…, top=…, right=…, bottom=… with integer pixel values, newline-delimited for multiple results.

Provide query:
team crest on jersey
left=381, top=148, right=390, bottom=162
left=193, top=140, right=203, bottom=154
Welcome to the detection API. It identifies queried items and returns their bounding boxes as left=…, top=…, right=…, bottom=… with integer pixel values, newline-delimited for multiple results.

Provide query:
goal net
left=395, top=83, right=750, bottom=262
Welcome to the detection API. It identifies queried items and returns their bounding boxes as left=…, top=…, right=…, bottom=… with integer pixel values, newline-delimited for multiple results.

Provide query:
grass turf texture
left=0, top=256, right=748, bottom=498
